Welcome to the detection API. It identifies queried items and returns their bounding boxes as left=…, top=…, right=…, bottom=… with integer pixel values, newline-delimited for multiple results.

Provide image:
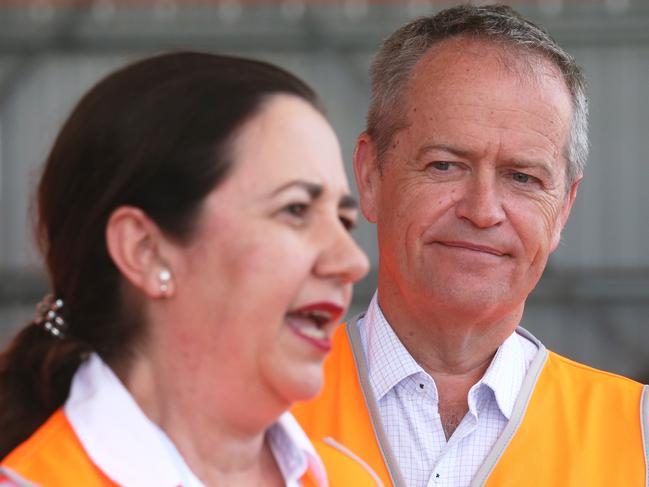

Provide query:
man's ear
left=550, top=177, right=581, bottom=252
left=353, top=132, right=382, bottom=224
left=105, top=206, right=175, bottom=299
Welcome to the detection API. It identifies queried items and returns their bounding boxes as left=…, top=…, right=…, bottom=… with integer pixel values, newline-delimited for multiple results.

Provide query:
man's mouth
left=285, top=302, right=344, bottom=352
left=436, top=240, right=509, bottom=257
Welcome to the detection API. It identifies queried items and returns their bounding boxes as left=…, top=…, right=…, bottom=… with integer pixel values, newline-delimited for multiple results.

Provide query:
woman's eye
left=339, top=215, right=357, bottom=232
left=284, top=202, right=309, bottom=217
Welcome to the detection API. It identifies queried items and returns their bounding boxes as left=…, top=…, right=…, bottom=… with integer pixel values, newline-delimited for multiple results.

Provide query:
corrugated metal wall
left=1, top=1, right=648, bottom=380
left=558, top=45, right=649, bottom=269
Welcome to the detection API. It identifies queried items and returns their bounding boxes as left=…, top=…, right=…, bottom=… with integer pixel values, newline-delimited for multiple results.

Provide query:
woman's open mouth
left=285, top=302, right=344, bottom=352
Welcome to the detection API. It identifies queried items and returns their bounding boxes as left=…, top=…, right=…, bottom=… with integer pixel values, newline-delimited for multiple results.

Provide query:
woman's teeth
left=285, top=307, right=338, bottom=352
left=305, top=309, right=331, bottom=327
left=297, top=325, right=327, bottom=340
left=286, top=310, right=332, bottom=339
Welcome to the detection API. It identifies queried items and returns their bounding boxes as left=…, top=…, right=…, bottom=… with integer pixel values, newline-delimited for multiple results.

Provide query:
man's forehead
left=402, top=38, right=572, bottom=133
left=408, top=36, right=567, bottom=99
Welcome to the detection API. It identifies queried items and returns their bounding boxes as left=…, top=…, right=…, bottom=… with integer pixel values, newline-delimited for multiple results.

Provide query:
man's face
left=357, top=38, right=579, bottom=320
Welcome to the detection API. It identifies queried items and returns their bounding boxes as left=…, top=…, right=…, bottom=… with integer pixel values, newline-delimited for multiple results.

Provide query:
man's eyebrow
left=271, top=180, right=323, bottom=199
left=339, top=194, right=358, bottom=210
left=416, top=143, right=473, bottom=160
left=418, top=143, right=556, bottom=177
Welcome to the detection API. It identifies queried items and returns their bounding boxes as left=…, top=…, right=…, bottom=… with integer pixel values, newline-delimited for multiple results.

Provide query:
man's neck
left=376, top=291, right=523, bottom=438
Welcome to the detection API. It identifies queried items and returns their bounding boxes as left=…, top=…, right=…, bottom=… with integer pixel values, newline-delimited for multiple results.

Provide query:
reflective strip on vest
left=0, top=467, right=38, bottom=487
left=641, top=385, right=649, bottom=486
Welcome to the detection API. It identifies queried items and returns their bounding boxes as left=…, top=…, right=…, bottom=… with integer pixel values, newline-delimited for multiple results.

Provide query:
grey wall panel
left=3, top=46, right=646, bottom=273
left=0, top=3, right=647, bottom=378
left=553, top=45, right=649, bottom=269
left=0, top=53, right=136, bottom=270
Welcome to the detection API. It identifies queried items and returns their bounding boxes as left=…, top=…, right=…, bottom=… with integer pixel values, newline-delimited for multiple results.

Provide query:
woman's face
left=163, top=95, right=369, bottom=415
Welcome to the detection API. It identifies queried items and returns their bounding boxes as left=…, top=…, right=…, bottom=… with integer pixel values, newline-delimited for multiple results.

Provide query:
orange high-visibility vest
left=1, top=408, right=380, bottom=486
left=293, top=323, right=649, bottom=487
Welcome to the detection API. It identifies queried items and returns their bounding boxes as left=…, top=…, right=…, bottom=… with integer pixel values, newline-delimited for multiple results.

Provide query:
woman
left=0, top=52, right=375, bottom=486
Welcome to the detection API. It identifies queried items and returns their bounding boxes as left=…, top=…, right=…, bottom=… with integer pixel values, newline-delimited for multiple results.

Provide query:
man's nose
left=454, top=174, right=506, bottom=228
left=314, top=221, right=370, bottom=284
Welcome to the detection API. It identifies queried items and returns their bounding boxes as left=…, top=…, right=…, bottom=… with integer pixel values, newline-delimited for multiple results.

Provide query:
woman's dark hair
left=0, top=52, right=321, bottom=458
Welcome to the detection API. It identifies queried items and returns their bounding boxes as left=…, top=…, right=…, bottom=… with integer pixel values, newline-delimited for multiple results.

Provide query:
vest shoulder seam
left=548, top=351, right=643, bottom=386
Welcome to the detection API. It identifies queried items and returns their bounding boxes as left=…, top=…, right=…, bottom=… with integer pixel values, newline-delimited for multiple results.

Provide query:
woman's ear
left=105, top=206, right=175, bottom=299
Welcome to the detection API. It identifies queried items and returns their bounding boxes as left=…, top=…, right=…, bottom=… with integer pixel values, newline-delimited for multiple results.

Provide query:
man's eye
left=512, top=172, right=532, bottom=183
left=431, top=161, right=451, bottom=171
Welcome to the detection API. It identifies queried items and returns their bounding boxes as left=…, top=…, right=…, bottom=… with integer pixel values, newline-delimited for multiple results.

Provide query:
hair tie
left=33, top=294, right=67, bottom=339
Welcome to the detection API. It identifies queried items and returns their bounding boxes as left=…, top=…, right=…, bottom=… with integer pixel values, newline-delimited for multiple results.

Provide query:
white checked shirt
left=358, top=294, right=538, bottom=487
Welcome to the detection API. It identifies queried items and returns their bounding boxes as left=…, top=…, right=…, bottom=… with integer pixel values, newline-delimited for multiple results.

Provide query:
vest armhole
left=641, top=385, right=649, bottom=487
left=0, top=467, right=38, bottom=487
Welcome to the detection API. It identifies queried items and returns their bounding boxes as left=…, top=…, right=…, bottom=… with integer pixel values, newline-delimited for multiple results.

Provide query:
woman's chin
left=272, top=363, right=325, bottom=406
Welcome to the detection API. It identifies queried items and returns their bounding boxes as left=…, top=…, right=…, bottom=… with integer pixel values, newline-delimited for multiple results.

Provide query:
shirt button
left=419, top=383, right=424, bottom=389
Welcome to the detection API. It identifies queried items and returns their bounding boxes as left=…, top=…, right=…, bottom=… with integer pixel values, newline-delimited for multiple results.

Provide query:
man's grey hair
left=367, top=4, right=588, bottom=185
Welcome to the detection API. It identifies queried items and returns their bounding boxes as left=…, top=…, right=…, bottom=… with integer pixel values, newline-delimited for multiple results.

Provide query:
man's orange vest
left=293, top=323, right=649, bottom=487
left=1, top=408, right=380, bottom=486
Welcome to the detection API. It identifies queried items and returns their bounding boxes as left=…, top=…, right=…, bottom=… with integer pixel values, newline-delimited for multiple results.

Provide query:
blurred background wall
left=1, top=0, right=648, bottom=381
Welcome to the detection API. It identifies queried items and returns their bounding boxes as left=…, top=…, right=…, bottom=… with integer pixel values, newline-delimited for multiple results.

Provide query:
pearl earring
left=159, top=269, right=172, bottom=296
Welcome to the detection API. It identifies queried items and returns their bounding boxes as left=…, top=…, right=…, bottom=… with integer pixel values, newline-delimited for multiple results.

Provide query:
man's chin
left=416, top=281, right=518, bottom=318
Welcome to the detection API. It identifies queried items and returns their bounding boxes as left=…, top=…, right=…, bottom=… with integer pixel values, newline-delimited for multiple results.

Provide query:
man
left=293, top=5, right=648, bottom=486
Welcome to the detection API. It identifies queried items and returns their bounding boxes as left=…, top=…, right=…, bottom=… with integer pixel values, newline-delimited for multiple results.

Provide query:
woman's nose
left=315, top=221, right=370, bottom=284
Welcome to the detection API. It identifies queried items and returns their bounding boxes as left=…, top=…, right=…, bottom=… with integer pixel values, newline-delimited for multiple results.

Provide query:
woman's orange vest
left=1, top=408, right=380, bottom=486
left=292, top=324, right=649, bottom=487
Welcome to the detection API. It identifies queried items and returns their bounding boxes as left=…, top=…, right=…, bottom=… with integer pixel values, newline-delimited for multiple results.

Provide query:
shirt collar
left=360, top=293, right=428, bottom=401
left=469, top=331, right=529, bottom=420
left=358, top=292, right=534, bottom=420
left=65, top=353, right=328, bottom=487
left=269, top=413, right=328, bottom=487
left=65, top=353, right=186, bottom=486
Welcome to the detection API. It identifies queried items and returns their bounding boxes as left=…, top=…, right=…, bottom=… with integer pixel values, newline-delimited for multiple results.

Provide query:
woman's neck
left=117, top=350, right=286, bottom=486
